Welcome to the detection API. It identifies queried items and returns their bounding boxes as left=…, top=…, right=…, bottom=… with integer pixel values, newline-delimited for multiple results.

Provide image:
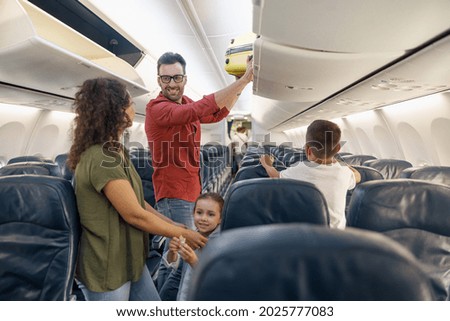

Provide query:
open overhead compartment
left=0, top=0, right=149, bottom=111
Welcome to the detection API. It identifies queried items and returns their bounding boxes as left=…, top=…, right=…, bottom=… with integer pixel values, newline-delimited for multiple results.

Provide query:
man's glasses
left=158, top=74, right=185, bottom=84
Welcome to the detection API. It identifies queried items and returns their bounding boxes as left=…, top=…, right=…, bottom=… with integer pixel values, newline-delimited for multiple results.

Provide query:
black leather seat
left=188, top=224, right=434, bottom=300
left=130, top=157, right=155, bottom=207
left=7, top=155, right=53, bottom=164
left=363, top=158, right=412, bottom=179
left=233, top=164, right=269, bottom=182
left=347, top=179, right=450, bottom=300
left=0, top=161, right=60, bottom=177
left=341, top=154, right=377, bottom=166
left=54, top=153, right=73, bottom=181
left=0, top=175, right=80, bottom=300
left=222, top=178, right=329, bottom=230
left=401, top=166, right=450, bottom=186
left=345, top=165, right=384, bottom=219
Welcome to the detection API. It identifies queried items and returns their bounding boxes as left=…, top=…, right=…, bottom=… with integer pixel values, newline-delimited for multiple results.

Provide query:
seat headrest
left=0, top=161, right=60, bottom=177
left=233, top=164, right=268, bottom=182
left=362, top=159, right=412, bottom=179
left=54, top=153, right=73, bottom=180
left=7, top=155, right=52, bottom=164
left=188, top=224, right=433, bottom=300
left=348, top=179, right=450, bottom=236
left=222, top=178, right=329, bottom=230
left=341, top=154, right=377, bottom=166
left=352, top=165, right=384, bottom=182
left=0, top=175, right=79, bottom=230
left=410, top=166, right=450, bottom=186
left=399, top=166, right=423, bottom=178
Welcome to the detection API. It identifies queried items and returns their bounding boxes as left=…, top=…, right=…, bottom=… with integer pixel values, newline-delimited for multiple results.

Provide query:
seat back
left=233, top=164, right=269, bottom=182
left=54, top=153, right=73, bottom=181
left=347, top=179, right=450, bottom=300
left=341, top=154, right=377, bottom=166
left=188, top=224, right=434, bottom=300
left=345, top=165, right=384, bottom=218
left=130, top=157, right=155, bottom=207
left=0, top=161, right=60, bottom=177
left=407, top=166, right=450, bottom=186
left=222, top=178, right=329, bottom=230
left=7, top=155, right=53, bottom=164
left=363, top=158, right=412, bottom=179
left=0, top=175, right=80, bottom=300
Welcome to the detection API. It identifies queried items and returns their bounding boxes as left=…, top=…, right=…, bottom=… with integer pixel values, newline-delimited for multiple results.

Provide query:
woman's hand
left=182, top=229, right=207, bottom=250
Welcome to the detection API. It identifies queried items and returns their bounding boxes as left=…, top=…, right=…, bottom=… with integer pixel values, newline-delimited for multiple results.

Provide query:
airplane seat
left=399, top=166, right=423, bottom=178
left=239, top=156, right=260, bottom=167
left=188, top=224, right=433, bottom=300
left=408, top=166, right=450, bottom=186
left=232, top=164, right=268, bottom=184
left=54, top=153, right=74, bottom=181
left=0, top=175, right=80, bottom=300
left=129, top=147, right=151, bottom=159
left=0, top=161, right=60, bottom=177
left=7, top=155, right=53, bottom=164
left=130, top=157, right=155, bottom=207
left=341, top=154, right=377, bottom=166
left=347, top=179, right=450, bottom=300
left=362, top=158, right=413, bottom=179
left=345, top=165, right=384, bottom=220
left=239, top=153, right=287, bottom=169
left=222, top=178, right=329, bottom=230
left=232, top=162, right=286, bottom=184
left=284, top=151, right=307, bottom=167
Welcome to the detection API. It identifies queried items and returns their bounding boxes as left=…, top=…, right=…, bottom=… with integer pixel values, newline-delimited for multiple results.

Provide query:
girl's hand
left=178, top=242, right=199, bottom=267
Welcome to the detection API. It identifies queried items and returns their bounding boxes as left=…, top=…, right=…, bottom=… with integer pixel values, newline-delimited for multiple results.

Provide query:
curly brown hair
left=67, top=78, right=132, bottom=171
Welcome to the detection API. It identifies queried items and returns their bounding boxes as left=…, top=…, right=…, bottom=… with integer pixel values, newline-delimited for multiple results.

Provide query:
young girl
left=160, top=192, right=224, bottom=300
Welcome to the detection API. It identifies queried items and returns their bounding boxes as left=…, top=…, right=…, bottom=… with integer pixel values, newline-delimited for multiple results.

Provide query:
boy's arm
left=260, top=155, right=280, bottom=178
left=348, top=165, right=362, bottom=184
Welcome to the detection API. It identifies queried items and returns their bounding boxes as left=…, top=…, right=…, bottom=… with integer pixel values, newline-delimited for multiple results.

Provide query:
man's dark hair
left=305, top=120, right=341, bottom=159
left=157, top=52, right=187, bottom=74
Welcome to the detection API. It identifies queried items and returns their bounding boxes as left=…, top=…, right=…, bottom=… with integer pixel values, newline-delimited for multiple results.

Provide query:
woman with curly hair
left=68, top=78, right=207, bottom=301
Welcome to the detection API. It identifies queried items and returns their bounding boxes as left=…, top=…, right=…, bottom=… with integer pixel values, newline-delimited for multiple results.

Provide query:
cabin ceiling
left=1, top=0, right=449, bottom=131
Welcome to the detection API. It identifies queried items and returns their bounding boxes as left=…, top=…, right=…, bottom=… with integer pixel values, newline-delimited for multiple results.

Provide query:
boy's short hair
left=305, top=120, right=341, bottom=159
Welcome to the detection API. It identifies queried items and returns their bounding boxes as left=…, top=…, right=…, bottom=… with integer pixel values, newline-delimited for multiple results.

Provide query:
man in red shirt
left=145, top=52, right=253, bottom=295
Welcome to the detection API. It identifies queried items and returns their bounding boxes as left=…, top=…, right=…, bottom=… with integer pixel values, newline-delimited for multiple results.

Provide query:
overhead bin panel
left=0, top=0, right=148, bottom=104
left=253, top=0, right=450, bottom=53
left=275, top=36, right=450, bottom=132
left=253, top=37, right=402, bottom=102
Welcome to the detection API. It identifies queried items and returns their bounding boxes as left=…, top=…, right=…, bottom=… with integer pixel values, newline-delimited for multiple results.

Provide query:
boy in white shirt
left=260, top=119, right=361, bottom=229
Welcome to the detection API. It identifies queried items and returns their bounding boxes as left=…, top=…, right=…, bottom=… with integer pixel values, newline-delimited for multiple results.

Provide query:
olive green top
left=74, top=144, right=148, bottom=292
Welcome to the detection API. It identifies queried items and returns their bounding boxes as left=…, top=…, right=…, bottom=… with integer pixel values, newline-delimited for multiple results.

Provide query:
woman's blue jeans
left=77, top=266, right=160, bottom=301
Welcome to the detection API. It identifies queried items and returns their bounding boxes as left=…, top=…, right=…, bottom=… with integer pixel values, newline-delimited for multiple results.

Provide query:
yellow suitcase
left=224, top=32, right=257, bottom=77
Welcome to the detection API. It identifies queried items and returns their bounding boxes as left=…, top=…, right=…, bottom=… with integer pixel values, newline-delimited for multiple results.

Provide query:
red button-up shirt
left=145, top=93, right=229, bottom=202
